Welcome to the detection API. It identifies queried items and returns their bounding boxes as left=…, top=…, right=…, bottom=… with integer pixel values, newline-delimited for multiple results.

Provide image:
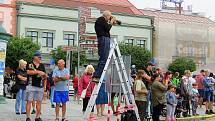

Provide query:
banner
left=0, top=40, right=7, bottom=95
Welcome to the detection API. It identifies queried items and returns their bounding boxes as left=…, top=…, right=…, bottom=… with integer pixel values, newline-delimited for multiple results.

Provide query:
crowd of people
left=8, top=10, right=215, bottom=121
left=132, top=62, right=215, bottom=121
left=12, top=53, right=215, bottom=121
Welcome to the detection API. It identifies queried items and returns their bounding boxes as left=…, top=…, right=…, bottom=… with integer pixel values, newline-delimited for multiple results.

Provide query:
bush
left=168, top=57, right=197, bottom=76
left=119, top=44, right=152, bottom=70
left=6, top=37, right=40, bottom=69
left=50, top=47, right=87, bottom=73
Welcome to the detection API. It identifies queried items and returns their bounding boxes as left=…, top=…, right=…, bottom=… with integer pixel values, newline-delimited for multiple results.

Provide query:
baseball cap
left=33, top=51, right=42, bottom=58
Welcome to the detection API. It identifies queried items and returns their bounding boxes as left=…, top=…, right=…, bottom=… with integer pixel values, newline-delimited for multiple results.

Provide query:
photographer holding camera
left=92, top=10, right=120, bottom=83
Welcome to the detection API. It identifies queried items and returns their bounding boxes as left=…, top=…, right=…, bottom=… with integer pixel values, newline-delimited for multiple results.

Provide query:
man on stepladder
left=93, top=10, right=120, bottom=83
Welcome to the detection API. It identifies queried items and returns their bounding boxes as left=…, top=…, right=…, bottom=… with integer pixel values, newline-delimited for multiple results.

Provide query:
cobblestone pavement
left=0, top=97, right=215, bottom=121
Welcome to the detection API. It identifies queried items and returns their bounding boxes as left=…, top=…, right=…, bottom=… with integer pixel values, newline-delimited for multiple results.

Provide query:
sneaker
left=21, top=112, right=26, bottom=114
left=51, top=104, right=55, bottom=108
left=31, top=109, right=36, bottom=114
left=55, top=118, right=60, bottom=121
left=16, top=112, right=20, bottom=115
left=61, top=118, right=68, bottom=121
left=35, top=117, right=42, bottom=121
left=206, top=110, right=210, bottom=114
left=92, top=77, right=100, bottom=83
left=26, top=118, right=31, bottom=121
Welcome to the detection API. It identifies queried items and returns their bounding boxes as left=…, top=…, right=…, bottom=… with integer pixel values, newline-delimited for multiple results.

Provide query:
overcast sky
left=129, top=0, right=215, bottom=20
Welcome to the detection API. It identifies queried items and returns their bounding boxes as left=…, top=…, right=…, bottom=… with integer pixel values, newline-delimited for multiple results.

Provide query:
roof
left=18, top=0, right=44, bottom=3
left=18, top=0, right=142, bottom=15
left=140, top=9, right=215, bottom=27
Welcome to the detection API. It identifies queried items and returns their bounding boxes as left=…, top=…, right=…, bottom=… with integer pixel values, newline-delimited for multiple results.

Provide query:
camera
left=115, top=20, right=122, bottom=25
left=110, top=16, right=121, bottom=25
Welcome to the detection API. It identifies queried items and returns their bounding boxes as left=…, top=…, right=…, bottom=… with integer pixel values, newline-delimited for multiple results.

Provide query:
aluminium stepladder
left=83, top=38, right=140, bottom=121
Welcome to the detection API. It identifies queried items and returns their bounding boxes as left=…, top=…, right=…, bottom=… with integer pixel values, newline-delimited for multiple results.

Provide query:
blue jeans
left=167, top=104, right=176, bottom=119
left=50, top=86, right=55, bottom=105
left=93, top=36, right=110, bottom=78
left=15, top=89, right=26, bottom=113
left=146, top=90, right=152, bottom=115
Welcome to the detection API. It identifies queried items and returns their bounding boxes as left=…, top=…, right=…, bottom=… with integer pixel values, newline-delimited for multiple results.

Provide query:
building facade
left=141, top=9, right=215, bottom=71
left=16, top=0, right=154, bottom=69
left=0, top=0, right=16, bottom=35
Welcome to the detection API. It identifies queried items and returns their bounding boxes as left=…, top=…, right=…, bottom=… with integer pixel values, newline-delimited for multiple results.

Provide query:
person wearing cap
left=166, top=84, right=177, bottom=121
left=25, top=51, right=47, bottom=121
left=143, top=62, right=155, bottom=117
left=15, top=59, right=28, bottom=115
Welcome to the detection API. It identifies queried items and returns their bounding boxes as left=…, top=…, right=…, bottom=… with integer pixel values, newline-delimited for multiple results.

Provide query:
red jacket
left=78, top=73, right=95, bottom=97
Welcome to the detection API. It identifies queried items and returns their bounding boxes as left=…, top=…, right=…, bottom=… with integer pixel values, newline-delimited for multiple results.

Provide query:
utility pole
left=77, top=8, right=80, bottom=77
left=178, top=2, right=182, bottom=14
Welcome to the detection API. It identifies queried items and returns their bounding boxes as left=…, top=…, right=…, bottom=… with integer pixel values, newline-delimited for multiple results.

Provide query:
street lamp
left=0, top=25, right=12, bottom=104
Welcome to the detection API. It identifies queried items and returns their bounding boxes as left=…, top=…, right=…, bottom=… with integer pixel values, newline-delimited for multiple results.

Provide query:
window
left=136, top=39, right=146, bottom=48
left=26, top=31, right=38, bottom=43
left=64, top=34, right=75, bottom=46
left=42, top=32, right=54, bottom=47
left=125, top=39, right=134, bottom=46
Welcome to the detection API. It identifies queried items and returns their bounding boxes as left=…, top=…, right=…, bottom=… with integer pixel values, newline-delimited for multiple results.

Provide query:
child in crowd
left=166, top=85, right=177, bottom=121
left=191, top=83, right=199, bottom=116
left=134, top=70, right=148, bottom=121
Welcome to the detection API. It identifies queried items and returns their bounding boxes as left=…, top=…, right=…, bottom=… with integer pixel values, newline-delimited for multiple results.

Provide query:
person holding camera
left=92, top=10, right=120, bottom=83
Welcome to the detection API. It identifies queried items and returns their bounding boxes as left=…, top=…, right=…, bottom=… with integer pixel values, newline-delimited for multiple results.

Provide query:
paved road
left=0, top=97, right=215, bottom=121
left=0, top=97, right=117, bottom=121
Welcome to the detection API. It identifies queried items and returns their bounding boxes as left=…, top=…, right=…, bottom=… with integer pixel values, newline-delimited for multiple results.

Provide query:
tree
left=168, top=57, right=197, bottom=76
left=50, top=47, right=87, bottom=74
left=119, top=44, right=152, bottom=70
left=50, top=47, right=66, bottom=63
left=6, top=37, right=40, bottom=69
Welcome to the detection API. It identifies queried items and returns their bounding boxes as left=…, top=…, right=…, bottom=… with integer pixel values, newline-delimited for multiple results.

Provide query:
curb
left=176, top=114, right=215, bottom=120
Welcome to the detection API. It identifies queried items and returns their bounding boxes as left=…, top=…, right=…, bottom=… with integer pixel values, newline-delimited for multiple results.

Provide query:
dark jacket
left=95, top=16, right=112, bottom=38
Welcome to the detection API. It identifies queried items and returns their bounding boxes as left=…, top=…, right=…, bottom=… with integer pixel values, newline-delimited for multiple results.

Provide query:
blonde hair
left=184, top=70, right=191, bottom=76
left=205, top=69, right=211, bottom=76
left=19, top=59, right=27, bottom=67
left=85, top=65, right=95, bottom=74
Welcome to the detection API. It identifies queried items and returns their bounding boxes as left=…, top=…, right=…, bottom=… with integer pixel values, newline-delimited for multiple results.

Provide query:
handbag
left=80, top=81, right=91, bottom=99
left=11, top=83, right=19, bottom=93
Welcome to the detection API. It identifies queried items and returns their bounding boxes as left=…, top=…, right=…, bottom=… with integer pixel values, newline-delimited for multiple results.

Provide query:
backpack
left=121, top=110, right=138, bottom=121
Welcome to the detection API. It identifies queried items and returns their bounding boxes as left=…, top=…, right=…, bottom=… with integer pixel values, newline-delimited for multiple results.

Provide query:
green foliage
left=50, top=47, right=66, bottom=63
left=119, top=44, right=152, bottom=70
left=168, top=57, right=197, bottom=76
left=71, top=51, right=87, bottom=73
left=50, top=47, right=87, bottom=73
left=6, top=36, right=40, bottom=69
